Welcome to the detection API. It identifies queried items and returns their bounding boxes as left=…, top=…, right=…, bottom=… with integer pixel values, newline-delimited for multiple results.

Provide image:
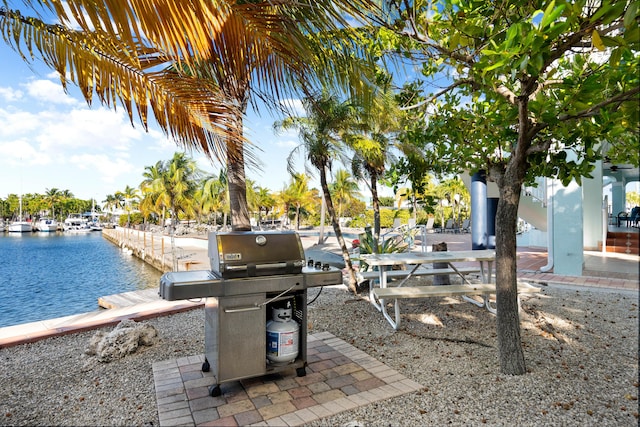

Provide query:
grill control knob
left=314, top=261, right=322, bottom=269
left=322, top=263, right=330, bottom=271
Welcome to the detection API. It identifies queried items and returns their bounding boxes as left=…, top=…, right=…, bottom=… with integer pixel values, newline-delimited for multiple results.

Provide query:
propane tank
left=266, top=301, right=299, bottom=364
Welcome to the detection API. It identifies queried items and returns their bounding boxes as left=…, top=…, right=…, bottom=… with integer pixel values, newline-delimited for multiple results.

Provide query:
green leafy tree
left=375, top=0, right=639, bottom=374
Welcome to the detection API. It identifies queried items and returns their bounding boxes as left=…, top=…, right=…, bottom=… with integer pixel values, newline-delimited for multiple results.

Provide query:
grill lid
left=208, top=231, right=305, bottom=278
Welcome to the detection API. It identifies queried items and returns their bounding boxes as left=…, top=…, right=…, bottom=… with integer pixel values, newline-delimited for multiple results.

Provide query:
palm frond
left=0, top=8, right=245, bottom=161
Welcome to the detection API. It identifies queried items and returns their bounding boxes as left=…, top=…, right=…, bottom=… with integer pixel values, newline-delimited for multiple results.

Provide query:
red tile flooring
left=153, top=332, right=423, bottom=426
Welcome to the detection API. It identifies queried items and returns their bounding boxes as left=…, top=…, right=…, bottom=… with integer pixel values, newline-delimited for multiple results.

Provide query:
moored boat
left=8, top=220, right=32, bottom=233
left=8, top=194, right=32, bottom=233
left=35, top=217, right=59, bottom=232
left=63, top=214, right=91, bottom=232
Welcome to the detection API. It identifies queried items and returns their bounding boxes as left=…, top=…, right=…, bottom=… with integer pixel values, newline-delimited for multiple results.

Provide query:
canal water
left=0, top=231, right=162, bottom=328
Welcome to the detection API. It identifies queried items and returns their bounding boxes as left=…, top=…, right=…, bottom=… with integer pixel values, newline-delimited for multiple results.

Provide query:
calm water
left=0, top=231, right=162, bottom=328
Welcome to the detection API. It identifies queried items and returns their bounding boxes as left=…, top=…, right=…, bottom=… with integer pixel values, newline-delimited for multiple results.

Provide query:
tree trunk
left=318, top=192, right=326, bottom=245
left=227, top=141, right=250, bottom=231
left=432, top=241, right=450, bottom=285
left=320, top=166, right=357, bottom=293
left=370, top=175, right=381, bottom=251
left=495, top=178, right=526, bottom=374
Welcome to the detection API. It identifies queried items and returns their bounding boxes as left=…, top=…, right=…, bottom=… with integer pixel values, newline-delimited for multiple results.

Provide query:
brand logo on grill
left=255, top=235, right=267, bottom=246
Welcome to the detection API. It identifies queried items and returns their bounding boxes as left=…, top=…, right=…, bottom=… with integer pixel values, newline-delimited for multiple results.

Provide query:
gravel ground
left=0, top=282, right=638, bottom=426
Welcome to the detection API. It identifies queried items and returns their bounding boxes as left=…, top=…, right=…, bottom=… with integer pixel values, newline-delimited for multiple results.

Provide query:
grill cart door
left=205, top=293, right=266, bottom=383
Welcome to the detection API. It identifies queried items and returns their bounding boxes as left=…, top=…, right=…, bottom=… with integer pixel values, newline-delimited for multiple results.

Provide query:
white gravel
left=0, top=283, right=638, bottom=426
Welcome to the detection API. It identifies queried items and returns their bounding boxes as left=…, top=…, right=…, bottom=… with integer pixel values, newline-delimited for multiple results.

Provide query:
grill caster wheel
left=296, top=367, right=306, bottom=377
left=202, top=359, right=210, bottom=372
left=209, top=385, right=221, bottom=397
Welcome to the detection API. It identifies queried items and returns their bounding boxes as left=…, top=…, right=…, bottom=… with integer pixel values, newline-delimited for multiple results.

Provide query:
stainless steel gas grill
left=159, top=230, right=342, bottom=397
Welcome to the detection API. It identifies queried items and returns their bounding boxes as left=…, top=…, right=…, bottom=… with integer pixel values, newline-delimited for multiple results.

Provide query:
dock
left=98, top=288, right=166, bottom=309
left=101, top=228, right=210, bottom=273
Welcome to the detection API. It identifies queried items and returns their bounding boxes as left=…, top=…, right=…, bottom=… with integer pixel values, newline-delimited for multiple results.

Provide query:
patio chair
left=424, top=217, right=435, bottom=233
left=443, top=219, right=456, bottom=233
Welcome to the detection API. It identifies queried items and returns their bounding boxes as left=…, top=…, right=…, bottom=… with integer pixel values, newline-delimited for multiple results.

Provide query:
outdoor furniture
left=617, top=211, right=629, bottom=227
left=630, top=207, right=640, bottom=228
left=443, top=219, right=457, bottom=233
left=424, top=217, right=435, bottom=233
left=359, top=250, right=500, bottom=330
left=372, top=281, right=541, bottom=328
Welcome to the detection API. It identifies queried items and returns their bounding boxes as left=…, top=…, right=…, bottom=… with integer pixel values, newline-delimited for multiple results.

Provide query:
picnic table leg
left=369, top=269, right=384, bottom=312
left=380, top=297, right=401, bottom=330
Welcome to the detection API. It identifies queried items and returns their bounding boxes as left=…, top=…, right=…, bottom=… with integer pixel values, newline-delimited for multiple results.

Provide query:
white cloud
left=276, top=139, right=299, bottom=149
left=68, top=153, right=135, bottom=184
left=0, top=137, right=49, bottom=165
left=279, top=98, right=305, bottom=116
left=24, top=78, right=79, bottom=106
left=0, top=86, right=23, bottom=102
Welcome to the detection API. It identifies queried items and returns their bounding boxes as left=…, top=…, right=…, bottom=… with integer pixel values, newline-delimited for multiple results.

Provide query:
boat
left=63, top=214, right=91, bottom=233
left=8, top=220, right=32, bottom=232
left=35, top=217, right=59, bottom=232
left=8, top=195, right=32, bottom=233
left=88, top=199, right=103, bottom=231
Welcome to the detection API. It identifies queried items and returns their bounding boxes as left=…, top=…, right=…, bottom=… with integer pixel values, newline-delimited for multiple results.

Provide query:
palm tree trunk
left=318, top=191, right=326, bottom=245
left=320, top=166, right=357, bottom=293
left=227, top=142, right=251, bottom=231
left=370, top=175, right=381, bottom=250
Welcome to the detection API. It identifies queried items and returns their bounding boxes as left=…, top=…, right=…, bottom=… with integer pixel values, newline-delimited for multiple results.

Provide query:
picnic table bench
left=356, top=266, right=481, bottom=284
left=373, top=281, right=541, bottom=329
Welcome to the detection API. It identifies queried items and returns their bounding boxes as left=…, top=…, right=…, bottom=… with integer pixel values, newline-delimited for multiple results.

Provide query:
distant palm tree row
left=100, top=152, right=365, bottom=232
left=0, top=189, right=99, bottom=223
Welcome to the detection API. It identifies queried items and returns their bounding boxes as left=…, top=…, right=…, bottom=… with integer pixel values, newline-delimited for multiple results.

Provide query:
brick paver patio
left=153, top=331, right=424, bottom=426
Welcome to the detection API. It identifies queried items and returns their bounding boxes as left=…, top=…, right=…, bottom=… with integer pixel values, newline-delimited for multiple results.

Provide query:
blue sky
left=0, top=39, right=313, bottom=202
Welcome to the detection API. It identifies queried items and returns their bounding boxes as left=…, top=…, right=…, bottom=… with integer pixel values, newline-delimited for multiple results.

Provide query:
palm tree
left=58, top=190, right=75, bottom=219
left=43, top=188, right=62, bottom=219
left=116, top=185, right=139, bottom=227
left=275, top=90, right=359, bottom=293
left=1, top=1, right=378, bottom=231
left=254, top=186, right=275, bottom=229
left=347, top=73, right=400, bottom=244
left=200, top=173, right=228, bottom=229
left=139, top=161, right=166, bottom=227
left=155, top=153, right=201, bottom=235
left=282, top=173, right=316, bottom=230
left=329, top=169, right=360, bottom=221
left=102, top=193, right=124, bottom=224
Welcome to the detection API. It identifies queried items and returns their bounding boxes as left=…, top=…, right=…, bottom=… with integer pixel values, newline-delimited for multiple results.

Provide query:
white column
left=583, top=160, right=603, bottom=250
left=611, top=182, right=625, bottom=216
left=552, top=177, right=584, bottom=276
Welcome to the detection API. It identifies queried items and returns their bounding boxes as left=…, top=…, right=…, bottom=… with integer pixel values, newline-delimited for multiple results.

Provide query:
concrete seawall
left=102, top=228, right=210, bottom=273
